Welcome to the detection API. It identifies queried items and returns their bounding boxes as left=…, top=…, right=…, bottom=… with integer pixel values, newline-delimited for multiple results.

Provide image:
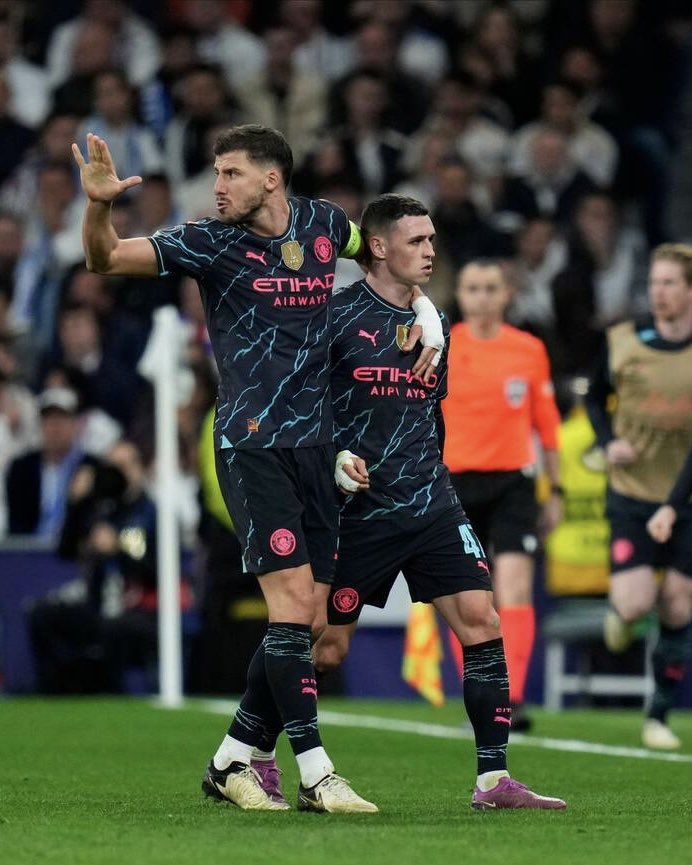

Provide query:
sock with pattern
left=215, top=636, right=283, bottom=769
left=264, top=623, right=324, bottom=756
left=462, top=638, right=511, bottom=775
left=648, top=623, right=691, bottom=723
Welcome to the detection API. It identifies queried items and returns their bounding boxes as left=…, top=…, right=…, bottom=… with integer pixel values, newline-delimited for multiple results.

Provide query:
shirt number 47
left=458, top=524, right=485, bottom=559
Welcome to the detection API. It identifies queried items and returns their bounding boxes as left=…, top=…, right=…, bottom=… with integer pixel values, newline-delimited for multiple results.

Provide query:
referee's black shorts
left=450, top=469, right=539, bottom=556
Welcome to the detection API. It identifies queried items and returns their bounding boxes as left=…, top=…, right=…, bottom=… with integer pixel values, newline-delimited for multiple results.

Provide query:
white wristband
left=334, top=449, right=361, bottom=493
left=411, top=295, right=444, bottom=352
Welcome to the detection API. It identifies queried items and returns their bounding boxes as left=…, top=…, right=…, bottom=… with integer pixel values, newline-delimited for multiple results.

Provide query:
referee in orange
left=443, top=260, right=563, bottom=730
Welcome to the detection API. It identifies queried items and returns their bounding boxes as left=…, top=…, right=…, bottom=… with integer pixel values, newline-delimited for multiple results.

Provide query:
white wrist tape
left=334, top=449, right=361, bottom=493
left=411, top=295, right=444, bottom=357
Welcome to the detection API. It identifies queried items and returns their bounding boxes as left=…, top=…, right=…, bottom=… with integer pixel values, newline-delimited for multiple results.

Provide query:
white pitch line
left=187, top=699, right=692, bottom=764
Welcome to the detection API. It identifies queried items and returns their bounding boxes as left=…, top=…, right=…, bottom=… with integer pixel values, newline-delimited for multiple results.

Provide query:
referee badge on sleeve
left=504, top=377, right=528, bottom=407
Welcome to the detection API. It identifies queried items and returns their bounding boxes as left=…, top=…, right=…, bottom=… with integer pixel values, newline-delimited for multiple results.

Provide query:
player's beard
left=225, top=187, right=267, bottom=227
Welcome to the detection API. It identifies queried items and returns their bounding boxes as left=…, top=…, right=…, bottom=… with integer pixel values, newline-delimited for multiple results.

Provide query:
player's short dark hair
left=213, top=124, right=293, bottom=187
left=360, top=194, right=428, bottom=238
left=360, top=195, right=429, bottom=266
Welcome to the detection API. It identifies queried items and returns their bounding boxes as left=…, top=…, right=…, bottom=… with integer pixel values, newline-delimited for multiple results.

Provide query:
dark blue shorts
left=328, top=503, right=492, bottom=625
left=215, top=444, right=339, bottom=581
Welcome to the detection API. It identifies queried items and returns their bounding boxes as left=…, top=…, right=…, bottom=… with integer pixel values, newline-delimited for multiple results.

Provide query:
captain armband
left=339, top=221, right=362, bottom=259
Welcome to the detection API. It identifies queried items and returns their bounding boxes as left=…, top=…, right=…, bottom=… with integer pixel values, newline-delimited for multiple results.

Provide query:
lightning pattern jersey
left=149, top=197, right=351, bottom=449
left=330, top=281, right=457, bottom=520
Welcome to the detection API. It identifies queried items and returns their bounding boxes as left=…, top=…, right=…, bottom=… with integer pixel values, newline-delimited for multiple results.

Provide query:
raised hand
left=71, top=133, right=142, bottom=203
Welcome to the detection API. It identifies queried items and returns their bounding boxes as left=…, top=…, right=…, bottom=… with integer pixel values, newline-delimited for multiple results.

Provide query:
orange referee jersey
left=442, top=323, right=560, bottom=473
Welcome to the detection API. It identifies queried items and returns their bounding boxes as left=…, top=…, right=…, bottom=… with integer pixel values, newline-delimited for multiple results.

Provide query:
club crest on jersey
left=396, top=324, right=410, bottom=350
left=313, top=236, right=333, bottom=263
left=280, top=240, right=304, bottom=270
left=504, top=377, right=528, bottom=407
left=246, top=417, right=259, bottom=433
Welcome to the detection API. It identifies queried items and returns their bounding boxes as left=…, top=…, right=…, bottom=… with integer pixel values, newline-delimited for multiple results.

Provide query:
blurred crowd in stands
left=0, top=0, right=691, bottom=690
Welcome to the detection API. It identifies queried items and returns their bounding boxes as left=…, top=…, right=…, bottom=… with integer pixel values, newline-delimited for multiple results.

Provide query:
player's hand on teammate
left=646, top=504, right=677, bottom=543
left=72, top=133, right=142, bottom=203
left=407, top=286, right=444, bottom=384
left=605, top=437, right=638, bottom=466
left=335, top=450, right=370, bottom=494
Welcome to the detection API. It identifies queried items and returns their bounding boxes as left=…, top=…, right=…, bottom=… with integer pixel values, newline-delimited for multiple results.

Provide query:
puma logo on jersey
left=246, top=250, right=267, bottom=266
left=358, top=329, right=379, bottom=347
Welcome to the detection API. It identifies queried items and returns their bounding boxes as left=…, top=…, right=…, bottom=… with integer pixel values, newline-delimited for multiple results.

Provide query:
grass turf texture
left=2, top=697, right=691, bottom=865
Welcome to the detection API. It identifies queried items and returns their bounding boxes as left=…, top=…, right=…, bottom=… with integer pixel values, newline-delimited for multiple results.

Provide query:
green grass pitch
left=2, top=697, right=691, bottom=865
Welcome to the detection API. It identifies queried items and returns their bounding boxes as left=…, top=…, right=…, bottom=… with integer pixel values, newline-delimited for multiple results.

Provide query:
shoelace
left=503, top=779, right=528, bottom=792
left=260, top=768, right=281, bottom=791
left=319, top=774, right=353, bottom=793
left=242, top=765, right=264, bottom=784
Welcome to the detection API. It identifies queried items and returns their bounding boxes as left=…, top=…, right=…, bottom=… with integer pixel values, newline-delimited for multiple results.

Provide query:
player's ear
left=369, top=234, right=386, bottom=261
left=264, top=167, right=281, bottom=192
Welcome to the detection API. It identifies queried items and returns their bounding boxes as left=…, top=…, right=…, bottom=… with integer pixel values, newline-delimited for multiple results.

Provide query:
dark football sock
left=462, top=638, right=511, bottom=775
left=648, top=623, right=691, bottom=723
left=228, top=636, right=283, bottom=748
left=264, top=622, right=322, bottom=756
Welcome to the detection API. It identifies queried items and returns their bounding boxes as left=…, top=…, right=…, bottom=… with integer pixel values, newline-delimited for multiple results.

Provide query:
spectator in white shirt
left=0, top=12, right=49, bottom=128
left=45, top=0, right=160, bottom=89
left=508, top=79, right=619, bottom=188
left=181, top=0, right=265, bottom=88
left=280, top=0, right=354, bottom=82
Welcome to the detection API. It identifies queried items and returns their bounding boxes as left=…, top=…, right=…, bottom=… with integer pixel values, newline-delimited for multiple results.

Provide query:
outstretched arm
left=72, top=133, right=159, bottom=277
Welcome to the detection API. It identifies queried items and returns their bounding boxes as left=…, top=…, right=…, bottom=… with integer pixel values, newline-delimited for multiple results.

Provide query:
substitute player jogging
left=586, top=243, right=692, bottom=750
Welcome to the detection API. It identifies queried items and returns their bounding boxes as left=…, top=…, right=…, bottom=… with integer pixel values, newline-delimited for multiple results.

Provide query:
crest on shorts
left=270, top=528, right=296, bottom=556
left=396, top=324, right=410, bottom=350
left=280, top=240, right=304, bottom=270
left=333, top=587, right=359, bottom=613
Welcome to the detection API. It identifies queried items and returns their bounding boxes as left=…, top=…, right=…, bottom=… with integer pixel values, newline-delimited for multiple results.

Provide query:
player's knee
left=461, top=601, right=501, bottom=635
left=611, top=595, right=653, bottom=623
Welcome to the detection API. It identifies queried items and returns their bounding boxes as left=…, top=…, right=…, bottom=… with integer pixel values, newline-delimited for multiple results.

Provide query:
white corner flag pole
left=139, top=306, right=183, bottom=707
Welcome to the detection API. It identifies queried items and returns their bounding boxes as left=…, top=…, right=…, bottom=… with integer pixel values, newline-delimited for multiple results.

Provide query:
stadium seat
left=542, top=598, right=655, bottom=710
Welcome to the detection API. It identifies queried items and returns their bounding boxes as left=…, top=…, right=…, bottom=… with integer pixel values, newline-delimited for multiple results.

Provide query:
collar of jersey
left=361, top=280, right=414, bottom=314
left=235, top=199, right=296, bottom=241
